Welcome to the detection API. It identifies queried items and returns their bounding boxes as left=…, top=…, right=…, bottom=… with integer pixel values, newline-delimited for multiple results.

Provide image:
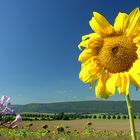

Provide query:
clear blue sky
left=0, top=0, right=140, bottom=104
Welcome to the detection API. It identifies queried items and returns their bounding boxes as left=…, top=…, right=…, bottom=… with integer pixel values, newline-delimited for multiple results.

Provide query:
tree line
left=19, top=112, right=140, bottom=121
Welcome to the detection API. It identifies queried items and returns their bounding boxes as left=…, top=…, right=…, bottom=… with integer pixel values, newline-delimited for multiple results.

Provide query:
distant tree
left=62, top=115, right=69, bottom=120
left=88, top=115, right=92, bottom=119
left=133, top=115, right=137, bottom=119
left=107, top=115, right=111, bottom=119
left=93, top=115, right=97, bottom=119
left=55, top=112, right=64, bottom=120
left=85, top=115, right=89, bottom=119
left=122, top=115, right=126, bottom=119
left=112, top=115, right=116, bottom=119
left=102, top=115, right=106, bottom=119
left=117, top=115, right=121, bottom=119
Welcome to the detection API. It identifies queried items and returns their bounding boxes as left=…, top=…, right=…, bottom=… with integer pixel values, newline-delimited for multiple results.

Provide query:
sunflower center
left=97, top=35, right=138, bottom=73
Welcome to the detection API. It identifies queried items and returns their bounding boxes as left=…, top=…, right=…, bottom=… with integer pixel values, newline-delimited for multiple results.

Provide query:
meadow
left=1, top=117, right=140, bottom=140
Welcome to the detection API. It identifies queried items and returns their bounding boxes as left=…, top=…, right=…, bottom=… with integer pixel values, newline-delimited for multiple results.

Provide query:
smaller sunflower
left=78, top=8, right=140, bottom=99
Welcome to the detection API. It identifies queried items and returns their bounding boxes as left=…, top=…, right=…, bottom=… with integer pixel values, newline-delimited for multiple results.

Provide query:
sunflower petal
left=117, top=73, right=124, bottom=94
left=114, top=12, right=128, bottom=33
left=95, top=72, right=110, bottom=99
left=130, top=59, right=140, bottom=74
left=133, top=34, right=140, bottom=44
left=126, top=8, right=139, bottom=24
left=79, top=60, right=101, bottom=83
left=106, top=74, right=118, bottom=96
left=79, top=61, right=94, bottom=83
left=78, top=33, right=101, bottom=50
left=125, top=8, right=140, bottom=38
left=123, top=73, right=129, bottom=95
left=78, top=49, right=93, bottom=62
left=129, top=72, right=140, bottom=90
left=89, top=12, right=114, bottom=37
left=117, top=73, right=129, bottom=95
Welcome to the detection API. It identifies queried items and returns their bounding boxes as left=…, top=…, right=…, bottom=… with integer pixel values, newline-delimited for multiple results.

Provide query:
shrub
left=93, top=115, right=97, bottom=119
left=87, top=122, right=92, bottom=126
left=112, top=115, right=116, bottom=119
left=107, top=115, right=111, bottom=119
left=56, top=126, right=65, bottom=133
left=102, top=115, right=106, bottom=119
left=122, top=115, right=127, bottom=119
left=117, top=115, right=121, bottom=119
left=134, top=115, right=137, bottom=119
left=42, top=124, right=48, bottom=129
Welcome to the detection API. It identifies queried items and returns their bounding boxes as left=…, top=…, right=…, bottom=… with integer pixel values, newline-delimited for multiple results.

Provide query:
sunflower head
left=78, top=8, right=140, bottom=99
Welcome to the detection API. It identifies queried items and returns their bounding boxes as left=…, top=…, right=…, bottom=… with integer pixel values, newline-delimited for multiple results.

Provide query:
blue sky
left=0, top=0, right=140, bottom=104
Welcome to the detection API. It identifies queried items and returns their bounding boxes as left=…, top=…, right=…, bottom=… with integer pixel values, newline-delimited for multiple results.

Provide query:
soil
left=17, top=119, right=140, bottom=132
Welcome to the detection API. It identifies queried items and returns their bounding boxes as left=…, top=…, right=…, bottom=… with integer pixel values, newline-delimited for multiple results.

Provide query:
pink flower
left=1, top=96, right=8, bottom=102
left=0, top=103, right=3, bottom=109
left=10, top=124, right=18, bottom=129
left=15, top=114, right=22, bottom=122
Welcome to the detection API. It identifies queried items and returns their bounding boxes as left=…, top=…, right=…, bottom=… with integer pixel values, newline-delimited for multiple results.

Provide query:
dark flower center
left=97, top=35, right=138, bottom=73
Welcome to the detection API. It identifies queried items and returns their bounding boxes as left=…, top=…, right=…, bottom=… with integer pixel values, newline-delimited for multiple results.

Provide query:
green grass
left=0, top=122, right=140, bottom=140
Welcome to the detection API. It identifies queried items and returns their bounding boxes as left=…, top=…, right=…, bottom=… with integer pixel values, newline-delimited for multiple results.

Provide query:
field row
left=18, top=113, right=140, bottom=121
left=1, top=119, right=140, bottom=140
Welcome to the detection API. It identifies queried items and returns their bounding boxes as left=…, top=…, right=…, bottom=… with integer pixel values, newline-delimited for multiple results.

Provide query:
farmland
left=18, top=119, right=140, bottom=132
left=2, top=100, right=140, bottom=139
left=1, top=118, right=140, bottom=139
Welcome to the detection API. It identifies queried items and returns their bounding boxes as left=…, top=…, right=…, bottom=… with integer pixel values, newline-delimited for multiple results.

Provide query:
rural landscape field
left=1, top=0, right=140, bottom=140
left=0, top=101, right=140, bottom=140
left=1, top=114, right=140, bottom=140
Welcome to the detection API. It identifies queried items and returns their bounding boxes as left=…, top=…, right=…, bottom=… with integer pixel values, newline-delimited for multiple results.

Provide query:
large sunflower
left=78, top=8, right=140, bottom=99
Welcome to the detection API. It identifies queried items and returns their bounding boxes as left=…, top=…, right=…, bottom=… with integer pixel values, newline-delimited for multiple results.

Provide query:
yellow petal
left=126, top=8, right=139, bottom=25
left=89, top=80, right=94, bottom=89
left=79, top=60, right=100, bottom=83
left=78, top=33, right=100, bottom=50
left=123, top=73, right=129, bottom=95
left=89, top=12, right=114, bottom=37
left=88, top=35, right=103, bottom=49
left=114, top=12, right=128, bottom=33
left=106, top=74, right=118, bottom=96
left=117, top=73, right=129, bottom=95
left=136, top=47, right=140, bottom=59
left=79, top=63, right=93, bottom=83
left=78, top=49, right=93, bottom=62
left=133, top=34, right=140, bottom=44
left=125, top=8, right=140, bottom=38
left=130, top=59, right=140, bottom=74
left=78, top=37, right=90, bottom=50
left=95, top=71, right=110, bottom=99
left=117, top=73, right=124, bottom=94
left=129, top=72, right=140, bottom=90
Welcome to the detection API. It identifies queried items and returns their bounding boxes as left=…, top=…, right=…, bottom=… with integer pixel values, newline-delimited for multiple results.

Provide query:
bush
left=93, top=115, right=97, bottom=119
left=102, top=115, right=106, bottom=119
left=117, top=115, right=121, bottom=119
left=107, top=115, right=111, bottom=119
left=56, top=126, right=64, bottom=133
left=134, top=115, right=137, bottom=119
left=122, top=115, right=127, bottom=119
left=112, top=115, right=116, bottom=119
left=42, top=124, right=48, bottom=129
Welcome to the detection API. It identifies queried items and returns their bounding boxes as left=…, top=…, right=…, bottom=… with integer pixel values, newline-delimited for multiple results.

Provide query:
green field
left=1, top=119, right=140, bottom=140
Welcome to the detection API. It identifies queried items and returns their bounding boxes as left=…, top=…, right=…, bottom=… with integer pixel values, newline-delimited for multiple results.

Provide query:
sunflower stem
left=125, top=94, right=137, bottom=140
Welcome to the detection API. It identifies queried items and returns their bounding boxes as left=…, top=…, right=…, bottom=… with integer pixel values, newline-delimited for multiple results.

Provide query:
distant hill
left=12, top=100, right=140, bottom=114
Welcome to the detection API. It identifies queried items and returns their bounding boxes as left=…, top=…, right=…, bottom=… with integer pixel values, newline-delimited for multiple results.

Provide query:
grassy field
left=18, top=119, right=140, bottom=132
left=0, top=119, right=140, bottom=140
